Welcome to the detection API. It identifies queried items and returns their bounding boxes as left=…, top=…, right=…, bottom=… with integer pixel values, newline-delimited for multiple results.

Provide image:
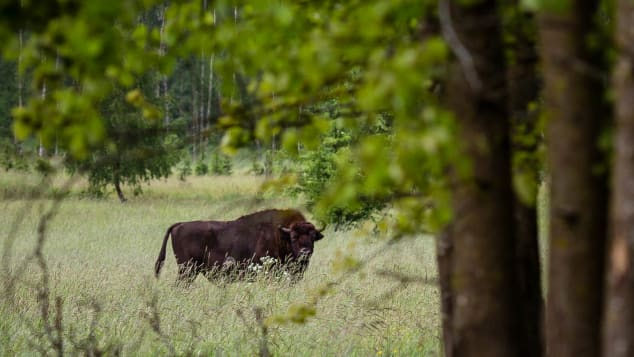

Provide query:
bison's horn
left=279, top=226, right=291, bottom=233
left=316, top=223, right=327, bottom=232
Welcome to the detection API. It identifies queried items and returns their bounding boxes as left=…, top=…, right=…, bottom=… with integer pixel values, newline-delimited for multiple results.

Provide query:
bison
left=154, top=209, right=324, bottom=282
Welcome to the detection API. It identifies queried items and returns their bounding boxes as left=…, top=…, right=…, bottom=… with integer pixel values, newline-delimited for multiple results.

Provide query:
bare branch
left=438, top=0, right=483, bottom=92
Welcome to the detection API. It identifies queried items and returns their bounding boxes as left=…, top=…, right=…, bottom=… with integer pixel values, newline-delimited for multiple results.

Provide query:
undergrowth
left=1, top=172, right=440, bottom=356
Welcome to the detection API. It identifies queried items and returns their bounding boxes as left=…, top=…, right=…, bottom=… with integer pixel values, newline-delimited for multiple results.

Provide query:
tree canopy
left=2, top=0, right=634, bottom=356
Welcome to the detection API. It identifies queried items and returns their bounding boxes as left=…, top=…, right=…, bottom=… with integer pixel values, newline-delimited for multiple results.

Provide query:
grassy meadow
left=0, top=171, right=440, bottom=356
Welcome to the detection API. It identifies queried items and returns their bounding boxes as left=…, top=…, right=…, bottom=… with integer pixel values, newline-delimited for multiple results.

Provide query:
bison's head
left=279, top=222, right=324, bottom=262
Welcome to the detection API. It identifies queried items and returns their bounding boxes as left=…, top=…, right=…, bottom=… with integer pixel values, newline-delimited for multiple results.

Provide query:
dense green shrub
left=177, top=159, right=192, bottom=181
left=211, top=150, right=232, bottom=175
left=293, top=128, right=385, bottom=228
left=0, top=139, right=32, bottom=172
left=195, top=161, right=209, bottom=176
left=250, top=159, right=264, bottom=175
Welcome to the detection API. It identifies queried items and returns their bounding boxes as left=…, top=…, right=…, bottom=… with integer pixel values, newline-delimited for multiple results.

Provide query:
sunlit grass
left=1, top=172, right=440, bottom=356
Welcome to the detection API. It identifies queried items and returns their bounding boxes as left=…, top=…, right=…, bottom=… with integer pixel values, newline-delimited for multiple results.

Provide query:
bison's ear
left=279, top=226, right=291, bottom=241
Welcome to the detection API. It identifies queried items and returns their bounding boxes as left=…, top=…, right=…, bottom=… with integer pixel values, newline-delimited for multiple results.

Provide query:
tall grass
left=1, top=173, right=440, bottom=356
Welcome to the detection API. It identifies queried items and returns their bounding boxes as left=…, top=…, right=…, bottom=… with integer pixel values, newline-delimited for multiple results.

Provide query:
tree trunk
left=199, top=51, right=206, bottom=160
left=536, top=2, right=607, bottom=356
left=17, top=29, right=23, bottom=109
left=114, top=176, right=127, bottom=203
left=15, top=29, right=23, bottom=147
left=207, top=55, right=214, bottom=122
left=39, top=72, right=46, bottom=157
left=54, top=52, right=60, bottom=157
left=603, top=1, right=634, bottom=355
left=157, top=4, right=169, bottom=126
left=443, top=1, right=521, bottom=355
left=191, top=63, right=198, bottom=162
left=506, top=8, right=543, bottom=357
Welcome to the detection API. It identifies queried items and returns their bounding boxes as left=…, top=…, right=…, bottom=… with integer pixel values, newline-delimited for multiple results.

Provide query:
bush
left=177, top=160, right=192, bottom=181
left=0, top=140, right=30, bottom=172
left=250, top=159, right=264, bottom=175
left=293, top=129, right=385, bottom=228
left=195, top=161, right=209, bottom=176
left=211, top=151, right=232, bottom=175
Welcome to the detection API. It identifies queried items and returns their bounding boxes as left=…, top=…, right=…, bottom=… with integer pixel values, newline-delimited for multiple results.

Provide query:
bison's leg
left=203, top=257, right=237, bottom=283
left=176, top=261, right=200, bottom=286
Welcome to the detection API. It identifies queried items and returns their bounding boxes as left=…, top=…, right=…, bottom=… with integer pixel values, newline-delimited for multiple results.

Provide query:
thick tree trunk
left=506, top=9, right=543, bottom=357
left=443, top=1, right=520, bottom=355
left=537, top=2, right=607, bottom=356
left=603, top=1, right=634, bottom=356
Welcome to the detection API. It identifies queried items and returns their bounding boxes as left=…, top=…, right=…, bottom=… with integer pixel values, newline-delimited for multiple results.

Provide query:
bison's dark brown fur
left=154, top=209, right=324, bottom=282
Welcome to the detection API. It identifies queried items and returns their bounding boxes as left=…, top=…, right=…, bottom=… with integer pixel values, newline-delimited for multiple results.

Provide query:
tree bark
left=506, top=8, right=543, bottom=357
left=536, top=2, right=607, bottom=356
left=443, top=1, right=521, bottom=355
left=603, top=1, right=634, bottom=356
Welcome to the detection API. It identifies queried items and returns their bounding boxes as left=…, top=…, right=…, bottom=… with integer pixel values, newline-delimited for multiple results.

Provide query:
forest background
left=1, top=0, right=634, bottom=356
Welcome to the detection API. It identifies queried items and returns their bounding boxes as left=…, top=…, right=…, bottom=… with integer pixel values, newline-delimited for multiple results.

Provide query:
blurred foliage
left=211, top=0, right=459, bottom=233
left=0, top=0, right=542, bottom=233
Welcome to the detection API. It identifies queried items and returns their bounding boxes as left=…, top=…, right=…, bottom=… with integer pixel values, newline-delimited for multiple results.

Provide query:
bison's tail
left=155, top=223, right=180, bottom=278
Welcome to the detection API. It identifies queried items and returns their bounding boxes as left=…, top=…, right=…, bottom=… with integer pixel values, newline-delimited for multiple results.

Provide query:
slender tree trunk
left=603, top=1, right=634, bottom=355
left=15, top=29, right=23, bottom=147
left=156, top=4, right=164, bottom=101
left=204, top=54, right=214, bottom=156
left=114, top=176, right=127, bottom=203
left=157, top=4, right=169, bottom=126
left=536, top=2, right=607, bottom=356
left=54, top=52, right=60, bottom=156
left=443, top=1, right=520, bottom=355
left=191, top=64, right=198, bottom=162
left=199, top=50, right=206, bottom=160
left=506, top=8, right=543, bottom=357
left=39, top=63, right=46, bottom=158
left=17, top=29, right=23, bottom=109
left=207, top=55, right=214, bottom=122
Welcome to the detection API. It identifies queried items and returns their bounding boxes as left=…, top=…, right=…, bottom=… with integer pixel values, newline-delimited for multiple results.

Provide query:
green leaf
left=12, top=118, right=31, bottom=140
